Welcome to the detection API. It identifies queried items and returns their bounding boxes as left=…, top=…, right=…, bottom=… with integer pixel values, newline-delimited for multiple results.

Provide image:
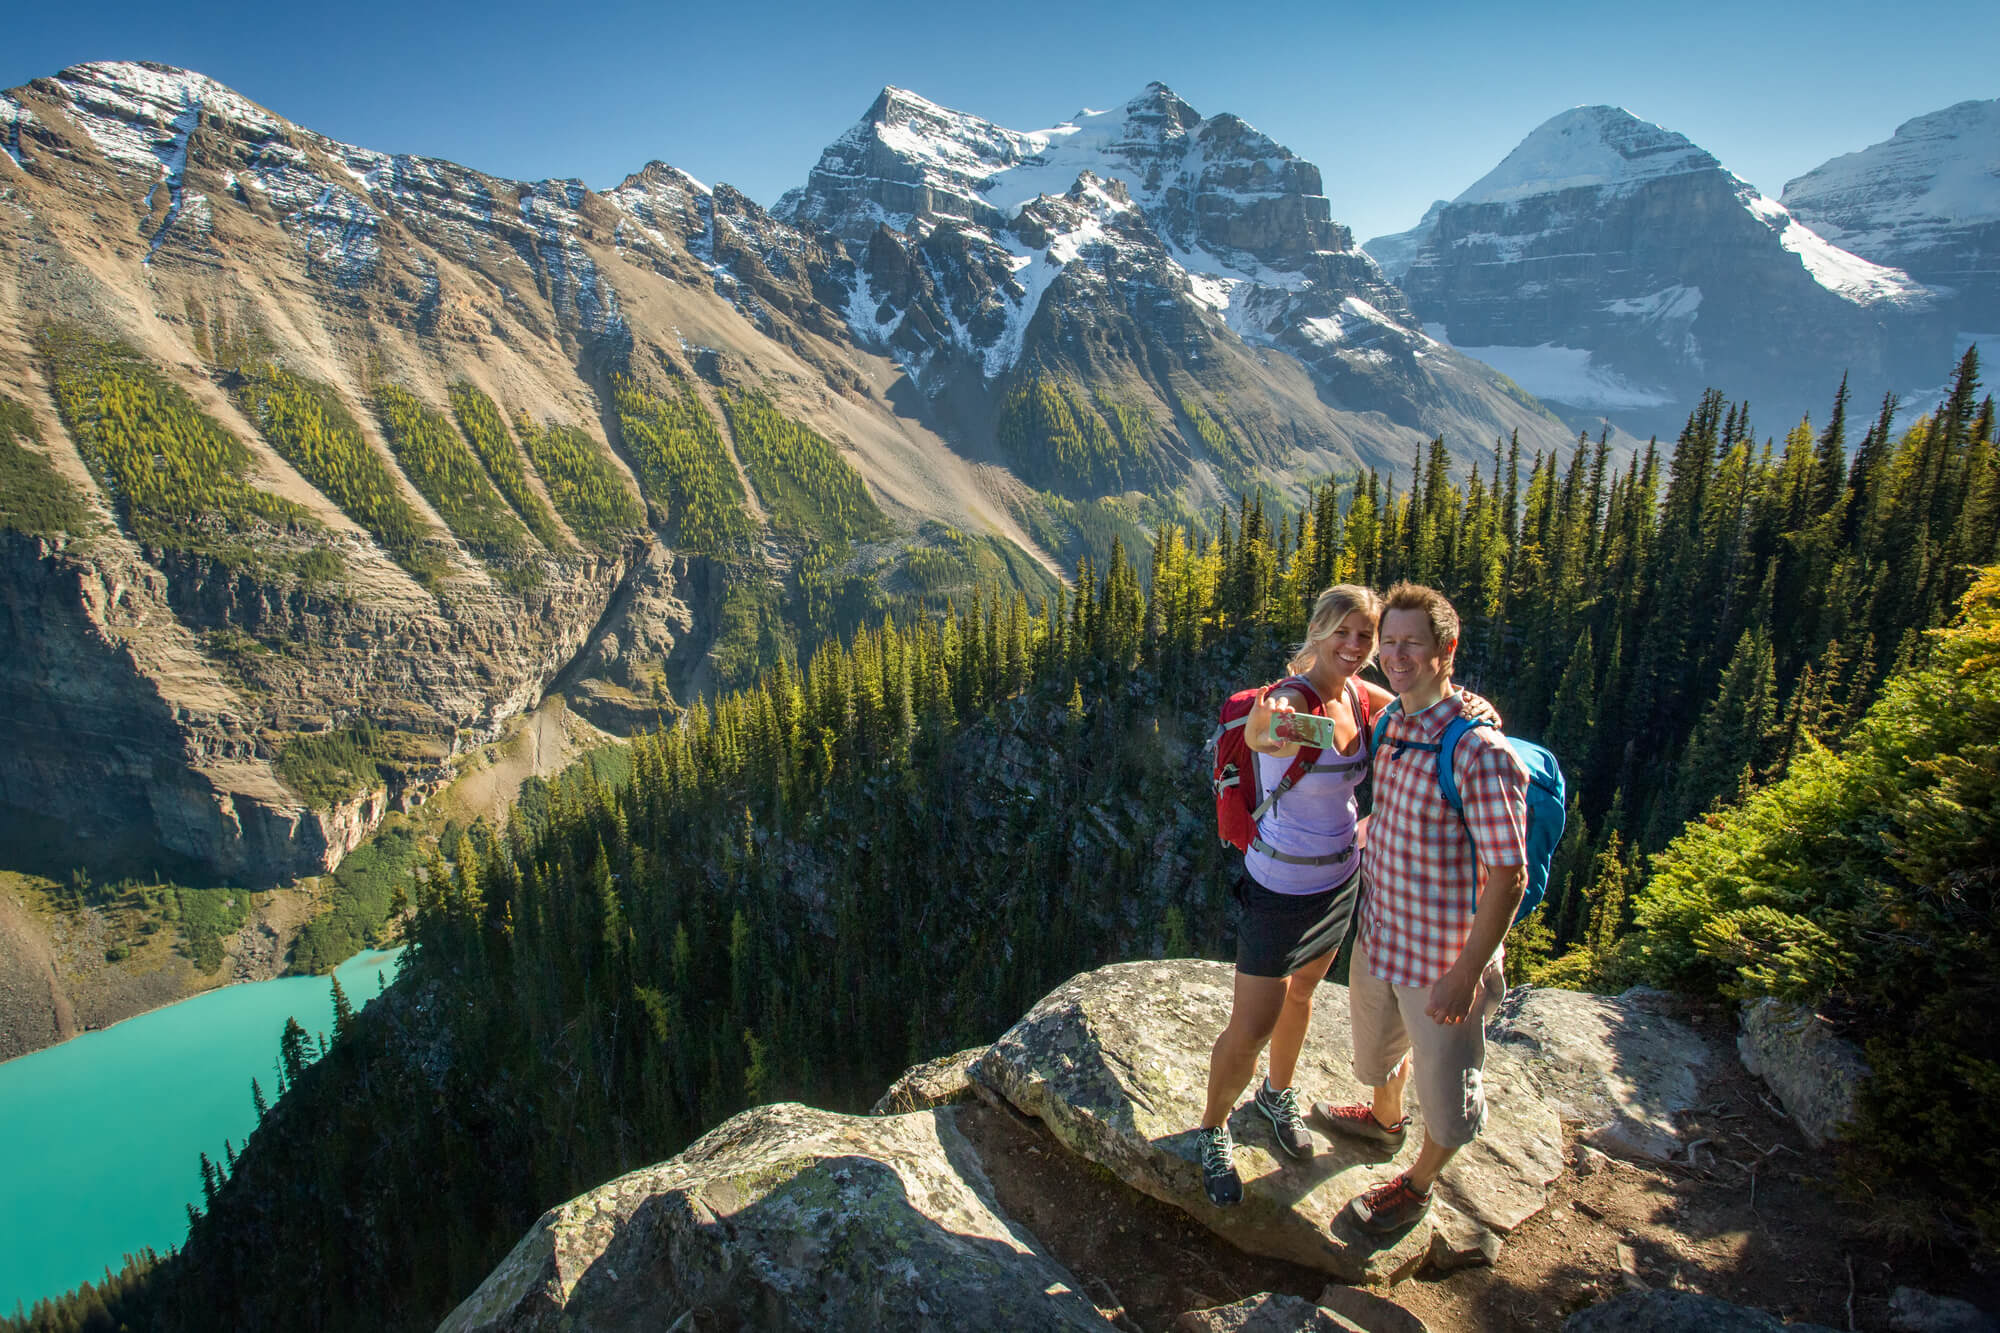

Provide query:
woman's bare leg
left=1266, top=947, right=1338, bottom=1091
left=1200, top=971, right=1287, bottom=1129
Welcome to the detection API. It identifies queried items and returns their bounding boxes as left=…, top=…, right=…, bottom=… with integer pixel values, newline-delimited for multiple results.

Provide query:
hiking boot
left=1197, top=1124, right=1243, bottom=1207
left=1313, top=1100, right=1410, bottom=1147
left=1254, top=1079, right=1317, bottom=1160
left=1348, top=1172, right=1432, bottom=1234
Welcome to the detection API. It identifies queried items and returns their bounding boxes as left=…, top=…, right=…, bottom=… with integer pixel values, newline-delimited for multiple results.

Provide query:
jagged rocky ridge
left=0, top=63, right=1592, bottom=882
left=1364, top=105, right=1958, bottom=435
left=1781, top=98, right=2000, bottom=342
left=778, top=83, right=1589, bottom=485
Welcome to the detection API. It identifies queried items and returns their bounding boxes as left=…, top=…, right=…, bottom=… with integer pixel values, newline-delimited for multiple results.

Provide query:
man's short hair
left=1382, top=581, right=1459, bottom=651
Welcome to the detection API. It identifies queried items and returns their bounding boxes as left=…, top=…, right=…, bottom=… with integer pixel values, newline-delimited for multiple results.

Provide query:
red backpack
left=1211, top=676, right=1370, bottom=851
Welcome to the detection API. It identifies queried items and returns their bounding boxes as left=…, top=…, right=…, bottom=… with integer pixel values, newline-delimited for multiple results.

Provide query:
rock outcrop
left=973, top=958, right=1565, bottom=1283
left=1171, top=1291, right=1398, bottom=1333
left=439, top=1102, right=1115, bottom=1332
left=1737, top=998, right=1870, bottom=1149
left=1488, top=985, right=1712, bottom=1161
left=448, top=958, right=1735, bottom=1327
left=870, top=1044, right=984, bottom=1115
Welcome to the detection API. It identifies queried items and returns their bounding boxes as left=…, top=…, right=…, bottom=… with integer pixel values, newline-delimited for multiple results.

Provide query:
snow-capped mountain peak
left=1364, top=102, right=1954, bottom=432
left=1454, top=105, right=1720, bottom=206
left=1780, top=98, right=2000, bottom=320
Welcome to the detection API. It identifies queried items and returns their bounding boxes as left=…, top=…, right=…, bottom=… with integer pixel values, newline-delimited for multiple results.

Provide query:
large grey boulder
left=1565, top=1290, right=1842, bottom=1331
left=1489, top=986, right=1716, bottom=1161
left=437, top=1102, right=1112, bottom=1332
left=1738, top=998, right=1871, bottom=1149
left=1890, top=1286, right=1999, bottom=1333
left=974, top=959, right=1564, bottom=1283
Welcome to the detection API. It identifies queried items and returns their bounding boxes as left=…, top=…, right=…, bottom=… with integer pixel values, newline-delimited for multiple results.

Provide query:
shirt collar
left=1396, top=689, right=1465, bottom=737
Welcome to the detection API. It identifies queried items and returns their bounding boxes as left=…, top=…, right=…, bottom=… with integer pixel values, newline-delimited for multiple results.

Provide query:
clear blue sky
left=7, top=0, right=1997, bottom=244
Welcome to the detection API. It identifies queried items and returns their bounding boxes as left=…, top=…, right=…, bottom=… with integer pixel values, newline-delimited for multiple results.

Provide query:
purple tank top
left=1243, top=677, right=1369, bottom=894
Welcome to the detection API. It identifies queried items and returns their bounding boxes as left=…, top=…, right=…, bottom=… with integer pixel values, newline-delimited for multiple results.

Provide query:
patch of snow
left=1454, top=342, right=1672, bottom=410
left=1604, top=285, right=1703, bottom=320
left=519, top=182, right=628, bottom=345
left=0, top=94, right=35, bottom=169
left=1421, top=322, right=1452, bottom=345
left=1743, top=194, right=1934, bottom=307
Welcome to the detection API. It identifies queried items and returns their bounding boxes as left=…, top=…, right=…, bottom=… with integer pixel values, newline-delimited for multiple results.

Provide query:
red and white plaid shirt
left=1360, top=690, right=1529, bottom=988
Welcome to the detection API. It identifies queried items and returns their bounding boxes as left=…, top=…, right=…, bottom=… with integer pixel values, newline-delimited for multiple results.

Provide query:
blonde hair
left=1287, top=584, right=1383, bottom=676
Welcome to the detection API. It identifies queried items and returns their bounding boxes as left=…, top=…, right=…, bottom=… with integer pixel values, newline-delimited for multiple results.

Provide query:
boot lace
left=1201, top=1124, right=1235, bottom=1174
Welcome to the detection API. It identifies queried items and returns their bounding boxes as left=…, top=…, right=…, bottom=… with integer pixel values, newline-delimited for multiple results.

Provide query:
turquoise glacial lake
left=0, top=947, right=405, bottom=1314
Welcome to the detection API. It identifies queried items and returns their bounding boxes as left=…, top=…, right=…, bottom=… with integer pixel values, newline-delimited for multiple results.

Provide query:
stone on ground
left=1890, top=1286, right=2000, bottom=1333
left=1738, top=997, right=1871, bottom=1149
left=437, top=1102, right=1113, bottom=1332
left=1172, top=1293, right=1369, bottom=1332
left=974, top=959, right=1564, bottom=1283
left=871, top=1045, right=986, bottom=1114
left=1565, top=1290, right=1842, bottom=1331
left=1317, top=1283, right=1432, bottom=1332
left=1489, top=985, right=1715, bottom=1162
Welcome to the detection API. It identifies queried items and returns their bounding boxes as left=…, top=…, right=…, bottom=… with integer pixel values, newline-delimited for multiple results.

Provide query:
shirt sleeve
left=1456, top=732, right=1529, bottom=867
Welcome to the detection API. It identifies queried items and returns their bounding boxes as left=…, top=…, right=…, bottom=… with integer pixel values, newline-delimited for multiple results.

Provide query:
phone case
left=1269, top=710, right=1339, bottom=750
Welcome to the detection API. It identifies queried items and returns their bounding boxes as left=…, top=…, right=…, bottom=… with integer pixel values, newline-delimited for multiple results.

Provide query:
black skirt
left=1234, top=867, right=1362, bottom=979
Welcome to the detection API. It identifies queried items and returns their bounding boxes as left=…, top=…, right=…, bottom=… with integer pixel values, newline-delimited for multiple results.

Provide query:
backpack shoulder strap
left=1251, top=676, right=1324, bottom=823
left=1276, top=675, right=1325, bottom=715
left=1369, top=698, right=1401, bottom=757
left=1433, top=715, right=1488, bottom=814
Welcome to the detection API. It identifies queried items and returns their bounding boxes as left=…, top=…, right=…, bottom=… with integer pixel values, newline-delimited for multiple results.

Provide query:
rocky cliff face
left=1781, top=98, right=2000, bottom=341
left=1365, top=106, right=1956, bottom=436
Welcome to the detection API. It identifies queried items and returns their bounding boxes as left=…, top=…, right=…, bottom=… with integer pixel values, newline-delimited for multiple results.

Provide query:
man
left=1313, top=582, right=1529, bottom=1234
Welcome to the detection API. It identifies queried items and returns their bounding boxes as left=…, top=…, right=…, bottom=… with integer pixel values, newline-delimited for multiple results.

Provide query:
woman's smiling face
left=1324, top=610, right=1377, bottom=674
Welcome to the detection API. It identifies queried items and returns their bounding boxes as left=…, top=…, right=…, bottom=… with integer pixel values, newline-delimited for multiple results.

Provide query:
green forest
left=370, top=385, right=533, bottom=568
left=511, top=414, right=643, bottom=553
left=997, top=376, right=1160, bottom=493
left=0, top=393, right=93, bottom=540
left=444, top=382, right=569, bottom=552
left=719, top=389, right=888, bottom=545
left=609, top=375, right=754, bottom=554
left=33, top=328, right=317, bottom=571
left=229, top=361, right=447, bottom=587
left=10, top=351, right=1999, bottom=1332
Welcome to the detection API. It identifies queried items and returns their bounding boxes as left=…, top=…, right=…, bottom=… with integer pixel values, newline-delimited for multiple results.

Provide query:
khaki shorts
left=1348, top=932, right=1505, bottom=1149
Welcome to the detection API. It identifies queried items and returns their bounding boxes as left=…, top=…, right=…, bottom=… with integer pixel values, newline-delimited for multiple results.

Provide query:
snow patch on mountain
left=1744, top=195, right=1932, bottom=307
left=1, top=94, right=35, bottom=169
left=519, top=181, right=628, bottom=346
left=1451, top=341, right=1672, bottom=410
left=783, top=82, right=1412, bottom=382
left=1455, top=106, right=1719, bottom=205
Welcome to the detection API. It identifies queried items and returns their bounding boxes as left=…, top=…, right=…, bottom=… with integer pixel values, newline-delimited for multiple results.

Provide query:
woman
left=1195, top=584, right=1493, bottom=1207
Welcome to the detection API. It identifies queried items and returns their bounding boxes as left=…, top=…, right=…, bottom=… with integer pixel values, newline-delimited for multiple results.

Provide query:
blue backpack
left=1369, top=703, right=1567, bottom=923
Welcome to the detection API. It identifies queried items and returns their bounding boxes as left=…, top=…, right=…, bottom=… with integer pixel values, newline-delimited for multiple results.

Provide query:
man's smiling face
left=1379, top=607, right=1453, bottom=702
